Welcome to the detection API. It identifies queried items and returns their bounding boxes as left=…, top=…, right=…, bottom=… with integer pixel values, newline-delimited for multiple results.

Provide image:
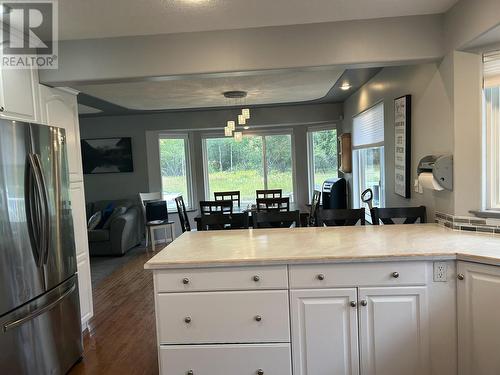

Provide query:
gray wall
left=80, top=102, right=342, bottom=212
left=340, top=59, right=455, bottom=220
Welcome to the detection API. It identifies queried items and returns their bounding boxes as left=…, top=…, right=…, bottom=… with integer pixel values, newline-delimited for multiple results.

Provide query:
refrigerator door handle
left=3, top=283, right=76, bottom=332
left=25, top=153, right=43, bottom=266
left=32, top=153, right=51, bottom=264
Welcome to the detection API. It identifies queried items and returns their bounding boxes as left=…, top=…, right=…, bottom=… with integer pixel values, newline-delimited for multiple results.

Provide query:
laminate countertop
left=144, top=224, right=500, bottom=269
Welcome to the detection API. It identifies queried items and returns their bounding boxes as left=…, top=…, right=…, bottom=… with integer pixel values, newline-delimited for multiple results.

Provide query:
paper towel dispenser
left=417, top=155, right=453, bottom=191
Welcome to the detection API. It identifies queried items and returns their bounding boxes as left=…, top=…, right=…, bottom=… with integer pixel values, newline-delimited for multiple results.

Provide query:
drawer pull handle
left=253, top=275, right=260, bottom=282
left=350, top=301, right=357, bottom=307
left=317, top=273, right=325, bottom=281
left=187, top=371, right=194, bottom=375
left=457, top=273, right=465, bottom=280
left=184, top=316, right=192, bottom=324
left=360, top=300, right=368, bottom=307
left=392, top=272, right=400, bottom=278
left=182, top=278, right=190, bottom=285
left=0, top=106, right=4, bottom=112
left=257, top=370, right=264, bottom=375
left=254, top=315, right=262, bottom=322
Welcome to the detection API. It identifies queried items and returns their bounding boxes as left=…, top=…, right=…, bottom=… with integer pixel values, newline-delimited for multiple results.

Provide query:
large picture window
left=204, top=133, right=294, bottom=205
left=159, top=135, right=191, bottom=210
left=307, top=127, right=338, bottom=196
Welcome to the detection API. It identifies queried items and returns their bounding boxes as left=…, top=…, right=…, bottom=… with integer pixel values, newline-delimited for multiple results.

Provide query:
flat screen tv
left=81, top=137, right=134, bottom=174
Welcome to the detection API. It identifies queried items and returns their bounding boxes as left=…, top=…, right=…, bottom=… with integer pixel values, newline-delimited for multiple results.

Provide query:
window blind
left=484, top=50, right=500, bottom=89
left=352, top=102, right=384, bottom=149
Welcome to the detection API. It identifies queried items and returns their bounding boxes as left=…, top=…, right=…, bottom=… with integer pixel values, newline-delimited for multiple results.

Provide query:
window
left=484, top=50, right=500, bottom=210
left=352, top=102, right=385, bottom=210
left=159, top=135, right=191, bottom=210
left=204, top=133, right=294, bottom=205
left=307, top=128, right=338, bottom=196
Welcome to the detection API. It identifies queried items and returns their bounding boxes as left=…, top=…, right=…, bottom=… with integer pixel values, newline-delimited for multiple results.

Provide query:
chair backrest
left=317, top=208, right=366, bottom=226
left=256, top=197, right=290, bottom=212
left=199, top=213, right=249, bottom=231
left=253, top=210, right=301, bottom=229
left=256, top=189, right=282, bottom=199
left=145, top=200, right=168, bottom=222
left=214, top=191, right=241, bottom=208
left=309, top=190, right=322, bottom=226
left=138, top=192, right=162, bottom=219
left=200, top=200, right=233, bottom=215
left=370, top=206, right=427, bottom=225
left=175, top=196, right=191, bottom=232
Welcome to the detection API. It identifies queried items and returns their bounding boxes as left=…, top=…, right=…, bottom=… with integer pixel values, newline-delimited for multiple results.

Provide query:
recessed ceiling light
left=340, top=83, right=351, bottom=91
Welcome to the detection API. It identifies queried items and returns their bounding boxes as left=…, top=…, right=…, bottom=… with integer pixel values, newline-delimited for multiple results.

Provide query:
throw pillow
left=102, top=206, right=127, bottom=229
left=95, top=203, right=115, bottom=230
left=87, top=211, right=102, bottom=230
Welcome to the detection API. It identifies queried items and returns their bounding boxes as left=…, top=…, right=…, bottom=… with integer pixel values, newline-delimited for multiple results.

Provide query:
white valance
left=352, top=102, right=384, bottom=149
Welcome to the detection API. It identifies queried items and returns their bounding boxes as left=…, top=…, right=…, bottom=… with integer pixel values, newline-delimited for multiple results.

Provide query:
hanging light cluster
left=223, top=91, right=251, bottom=142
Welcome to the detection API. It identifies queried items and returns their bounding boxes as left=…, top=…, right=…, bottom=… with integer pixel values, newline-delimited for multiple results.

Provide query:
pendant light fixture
left=234, top=131, right=243, bottom=142
left=227, top=120, right=235, bottom=131
left=222, top=90, right=251, bottom=139
left=224, top=126, right=232, bottom=137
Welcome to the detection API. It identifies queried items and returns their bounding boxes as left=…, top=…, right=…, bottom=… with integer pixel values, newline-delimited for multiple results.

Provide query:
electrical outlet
left=433, top=262, right=448, bottom=282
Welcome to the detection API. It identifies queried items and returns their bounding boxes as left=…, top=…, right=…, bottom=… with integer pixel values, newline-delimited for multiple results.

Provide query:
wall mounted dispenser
left=417, top=155, right=453, bottom=191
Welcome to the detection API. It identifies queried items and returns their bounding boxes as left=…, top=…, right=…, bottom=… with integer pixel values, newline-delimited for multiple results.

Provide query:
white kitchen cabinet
left=38, top=85, right=83, bottom=182
left=457, top=261, right=500, bottom=375
left=0, top=65, right=40, bottom=122
left=290, top=288, right=359, bottom=375
left=77, top=251, right=93, bottom=327
left=358, top=287, right=430, bottom=375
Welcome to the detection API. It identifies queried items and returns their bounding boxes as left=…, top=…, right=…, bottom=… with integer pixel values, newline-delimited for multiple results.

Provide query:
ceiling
left=77, top=103, right=103, bottom=114
left=59, top=0, right=459, bottom=40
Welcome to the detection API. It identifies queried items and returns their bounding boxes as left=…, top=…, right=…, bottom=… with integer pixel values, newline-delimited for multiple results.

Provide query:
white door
left=0, top=65, right=40, bottom=122
left=358, top=287, right=430, bottom=375
left=290, top=288, right=359, bottom=375
left=457, top=261, right=500, bottom=375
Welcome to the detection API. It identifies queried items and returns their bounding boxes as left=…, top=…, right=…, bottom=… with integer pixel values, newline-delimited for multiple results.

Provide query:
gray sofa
left=86, top=199, right=142, bottom=256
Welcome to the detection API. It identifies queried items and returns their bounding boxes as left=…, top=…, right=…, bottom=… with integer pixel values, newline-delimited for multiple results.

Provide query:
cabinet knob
left=257, top=370, right=264, bottom=375
left=391, top=272, right=400, bottom=278
left=184, top=316, right=192, bottom=324
left=317, top=273, right=325, bottom=281
left=0, top=106, right=4, bottom=112
left=187, top=371, right=194, bottom=375
left=350, top=301, right=357, bottom=307
left=254, top=315, right=262, bottom=322
left=253, top=275, right=260, bottom=282
left=457, top=273, right=465, bottom=281
left=360, top=300, right=368, bottom=307
left=182, top=278, right=190, bottom=285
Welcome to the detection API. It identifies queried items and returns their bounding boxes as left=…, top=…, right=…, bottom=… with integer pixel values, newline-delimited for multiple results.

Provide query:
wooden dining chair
left=308, top=190, right=321, bottom=226
left=370, top=206, right=427, bottom=225
left=199, top=213, right=249, bottom=231
left=200, top=200, right=233, bottom=215
left=256, top=189, right=282, bottom=199
left=253, top=210, right=301, bottom=229
left=317, top=208, right=366, bottom=226
left=256, top=197, right=290, bottom=212
left=214, top=191, right=241, bottom=208
left=175, top=196, right=191, bottom=232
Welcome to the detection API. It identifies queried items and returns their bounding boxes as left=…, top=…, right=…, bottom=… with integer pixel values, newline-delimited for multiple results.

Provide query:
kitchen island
left=145, top=224, right=500, bottom=375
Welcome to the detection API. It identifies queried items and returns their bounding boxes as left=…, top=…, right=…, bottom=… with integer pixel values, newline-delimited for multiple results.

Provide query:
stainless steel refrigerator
left=0, top=119, right=83, bottom=374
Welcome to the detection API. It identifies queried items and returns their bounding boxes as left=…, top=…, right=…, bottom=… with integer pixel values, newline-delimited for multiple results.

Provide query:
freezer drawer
left=0, top=276, right=83, bottom=375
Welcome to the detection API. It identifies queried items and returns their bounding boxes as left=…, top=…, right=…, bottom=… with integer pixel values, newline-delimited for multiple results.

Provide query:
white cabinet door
left=0, top=65, right=40, bottom=122
left=358, top=287, right=430, bottom=375
left=457, top=261, right=500, bottom=375
left=77, top=252, right=93, bottom=327
left=290, top=288, right=359, bottom=375
left=39, top=86, right=83, bottom=182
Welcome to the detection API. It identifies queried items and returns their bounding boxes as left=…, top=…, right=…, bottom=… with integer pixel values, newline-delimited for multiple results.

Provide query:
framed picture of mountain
left=81, top=137, right=134, bottom=174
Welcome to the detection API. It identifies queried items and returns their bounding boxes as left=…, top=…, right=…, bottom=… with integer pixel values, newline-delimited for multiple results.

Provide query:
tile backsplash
left=435, top=212, right=500, bottom=234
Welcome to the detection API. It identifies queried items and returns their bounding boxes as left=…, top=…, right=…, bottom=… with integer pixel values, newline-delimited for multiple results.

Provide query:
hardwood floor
left=70, top=247, right=160, bottom=375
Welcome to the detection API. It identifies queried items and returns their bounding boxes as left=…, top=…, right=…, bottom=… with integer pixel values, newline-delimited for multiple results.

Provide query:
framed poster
left=394, top=95, right=411, bottom=198
left=81, top=137, right=134, bottom=174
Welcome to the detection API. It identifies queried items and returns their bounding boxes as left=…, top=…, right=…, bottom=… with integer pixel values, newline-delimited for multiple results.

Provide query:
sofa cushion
left=88, top=229, right=110, bottom=242
left=102, top=206, right=127, bottom=229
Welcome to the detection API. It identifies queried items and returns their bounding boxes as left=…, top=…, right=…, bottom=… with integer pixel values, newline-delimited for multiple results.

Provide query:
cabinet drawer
left=154, top=265, right=288, bottom=292
left=157, top=290, right=290, bottom=344
left=159, top=344, right=292, bottom=375
left=290, top=262, right=427, bottom=288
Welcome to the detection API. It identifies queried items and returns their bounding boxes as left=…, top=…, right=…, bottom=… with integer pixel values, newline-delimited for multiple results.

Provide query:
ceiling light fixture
left=340, top=83, right=351, bottom=91
left=234, top=131, right=243, bottom=142
left=238, top=114, right=246, bottom=125
left=224, top=126, right=232, bottom=137
left=227, top=120, right=235, bottom=131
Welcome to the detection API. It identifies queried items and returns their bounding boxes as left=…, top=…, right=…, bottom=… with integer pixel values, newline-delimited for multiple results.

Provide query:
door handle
left=25, top=154, right=43, bottom=266
left=31, top=153, right=50, bottom=265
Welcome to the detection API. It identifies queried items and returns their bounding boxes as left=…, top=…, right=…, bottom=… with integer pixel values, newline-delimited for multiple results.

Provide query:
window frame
left=201, top=129, right=297, bottom=202
left=306, top=124, right=338, bottom=201
left=484, top=86, right=500, bottom=211
left=158, top=133, right=194, bottom=211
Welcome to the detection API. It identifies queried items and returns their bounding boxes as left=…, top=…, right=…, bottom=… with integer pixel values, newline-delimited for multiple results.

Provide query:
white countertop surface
left=144, top=224, right=500, bottom=269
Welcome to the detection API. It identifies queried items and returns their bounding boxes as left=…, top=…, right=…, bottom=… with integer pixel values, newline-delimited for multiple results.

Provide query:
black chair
left=256, top=197, right=290, bottom=212
left=199, top=213, right=249, bottom=231
left=256, top=189, right=282, bottom=199
left=214, top=191, right=241, bottom=208
left=175, top=196, right=191, bottom=232
left=308, top=190, right=321, bottom=226
left=371, top=206, right=427, bottom=225
left=317, top=208, right=366, bottom=226
left=253, top=210, right=301, bottom=229
left=200, top=200, right=233, bottom=215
